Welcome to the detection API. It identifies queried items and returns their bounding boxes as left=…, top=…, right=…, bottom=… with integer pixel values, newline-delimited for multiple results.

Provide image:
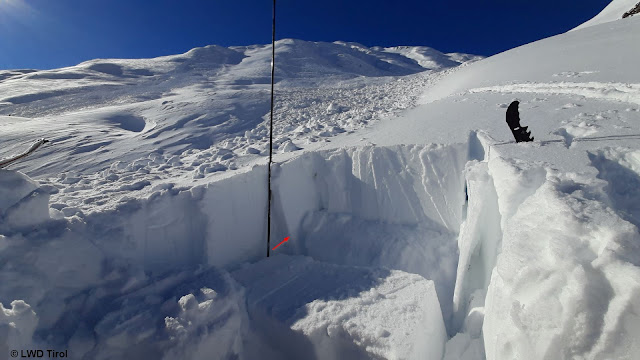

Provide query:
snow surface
left=234, top=255, right=446, bottom=360
left=572, top=0, right=640, bottom=30
left=2, top=3, right=640, bottom=359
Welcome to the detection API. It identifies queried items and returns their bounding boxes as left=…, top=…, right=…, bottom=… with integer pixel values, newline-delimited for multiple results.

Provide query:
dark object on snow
left=622, top=2, right=640, bottom=18
left=506, top=101, right=534, bottom=143
left=0, top=138, right=49, bottom=168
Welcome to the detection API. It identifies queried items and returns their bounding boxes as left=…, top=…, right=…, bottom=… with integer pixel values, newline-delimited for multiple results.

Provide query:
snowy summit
left=1, top=1, right=640, bottom=359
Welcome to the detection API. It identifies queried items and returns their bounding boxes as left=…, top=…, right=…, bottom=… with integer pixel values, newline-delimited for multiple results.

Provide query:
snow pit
left=7, top=138, right=640, bottom=359
left=0, top=169, right=52, bottom=230
left=0, top=139, right=484, bottom=359
left=85, top=141, right=474, bottom=280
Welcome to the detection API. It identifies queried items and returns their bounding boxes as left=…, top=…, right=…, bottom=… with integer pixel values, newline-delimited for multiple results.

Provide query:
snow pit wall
left=75, top=141, right=479, bottom=336
left=97, top=142, right=475, bottom=274
left=198, top=142, right=474, bottom=329
left=271, top=144, right=471, bottom=326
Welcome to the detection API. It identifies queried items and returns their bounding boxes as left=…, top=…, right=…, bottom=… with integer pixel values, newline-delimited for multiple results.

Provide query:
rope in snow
left=267, top=0, right=276, bottom=258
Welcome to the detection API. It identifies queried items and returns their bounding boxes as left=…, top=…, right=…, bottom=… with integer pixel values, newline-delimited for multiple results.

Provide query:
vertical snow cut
left=1, top=138, right=492, bottom=360
left=229, top=141, right=481, bottom=358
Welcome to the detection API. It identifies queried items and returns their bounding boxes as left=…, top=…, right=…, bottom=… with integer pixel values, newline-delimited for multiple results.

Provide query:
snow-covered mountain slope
left=573, top=0, right=640, bottom=30
left=0, top=39, right=470, bottom=177
left=379, top=46, right=483, bottom=70
left=420, top=15, right=640, bottom=106
left=2, top=3, right=640, bottom=359
left=0, top=39, right=475, bottom=214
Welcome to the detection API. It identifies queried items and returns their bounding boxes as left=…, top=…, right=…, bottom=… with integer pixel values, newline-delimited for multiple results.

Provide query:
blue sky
left=0, top=0, right=611, bottom=70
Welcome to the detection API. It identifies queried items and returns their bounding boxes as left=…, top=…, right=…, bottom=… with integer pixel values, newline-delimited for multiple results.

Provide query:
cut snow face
left=0, top=138, right=479, bottom=359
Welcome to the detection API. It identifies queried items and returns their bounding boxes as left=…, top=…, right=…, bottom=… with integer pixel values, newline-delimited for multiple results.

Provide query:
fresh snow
left=572, top=0, right=640, bottom=30
left=2, top=3, right=640, bottom=360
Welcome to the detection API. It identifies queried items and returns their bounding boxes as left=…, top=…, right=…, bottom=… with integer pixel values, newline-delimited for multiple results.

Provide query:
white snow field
left=573, top=0, right=640, bottom=30
left=1, top=1, right=640, bottom=359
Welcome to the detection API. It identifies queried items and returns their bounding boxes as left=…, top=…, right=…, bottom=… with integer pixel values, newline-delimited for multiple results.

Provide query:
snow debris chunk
left=326, top=102, right=347, bottom=114
left=0, top=169, right=40, bottom=214
left=233, top=255, right=447, bottom=360
left=245, top=146, right=261, bottom=155
left=279, top=140, right=301, bottom=153
left=0, top=300, right=38, bottom=350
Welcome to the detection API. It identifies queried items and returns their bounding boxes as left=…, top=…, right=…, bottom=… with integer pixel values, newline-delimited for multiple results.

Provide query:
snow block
left=233, top=255, right=447, bottom=360
left=0, top=169, right=50, bottom=230
left=0, top=300, right=38, bottom=352
left=0, top=170, right=39, bottom=214
left=483, top=165, right=640, bottom=360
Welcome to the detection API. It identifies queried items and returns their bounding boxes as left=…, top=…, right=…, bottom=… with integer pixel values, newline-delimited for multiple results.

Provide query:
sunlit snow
left=1, top=4, right=640, bottom=360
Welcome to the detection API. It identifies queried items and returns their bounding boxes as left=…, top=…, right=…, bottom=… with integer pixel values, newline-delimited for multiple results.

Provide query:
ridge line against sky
left=0, top=0, right=612, bottom=70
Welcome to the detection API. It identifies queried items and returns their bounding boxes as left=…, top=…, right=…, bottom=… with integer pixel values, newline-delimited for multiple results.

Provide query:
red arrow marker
left=272, top=237, right=290, bottom=251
